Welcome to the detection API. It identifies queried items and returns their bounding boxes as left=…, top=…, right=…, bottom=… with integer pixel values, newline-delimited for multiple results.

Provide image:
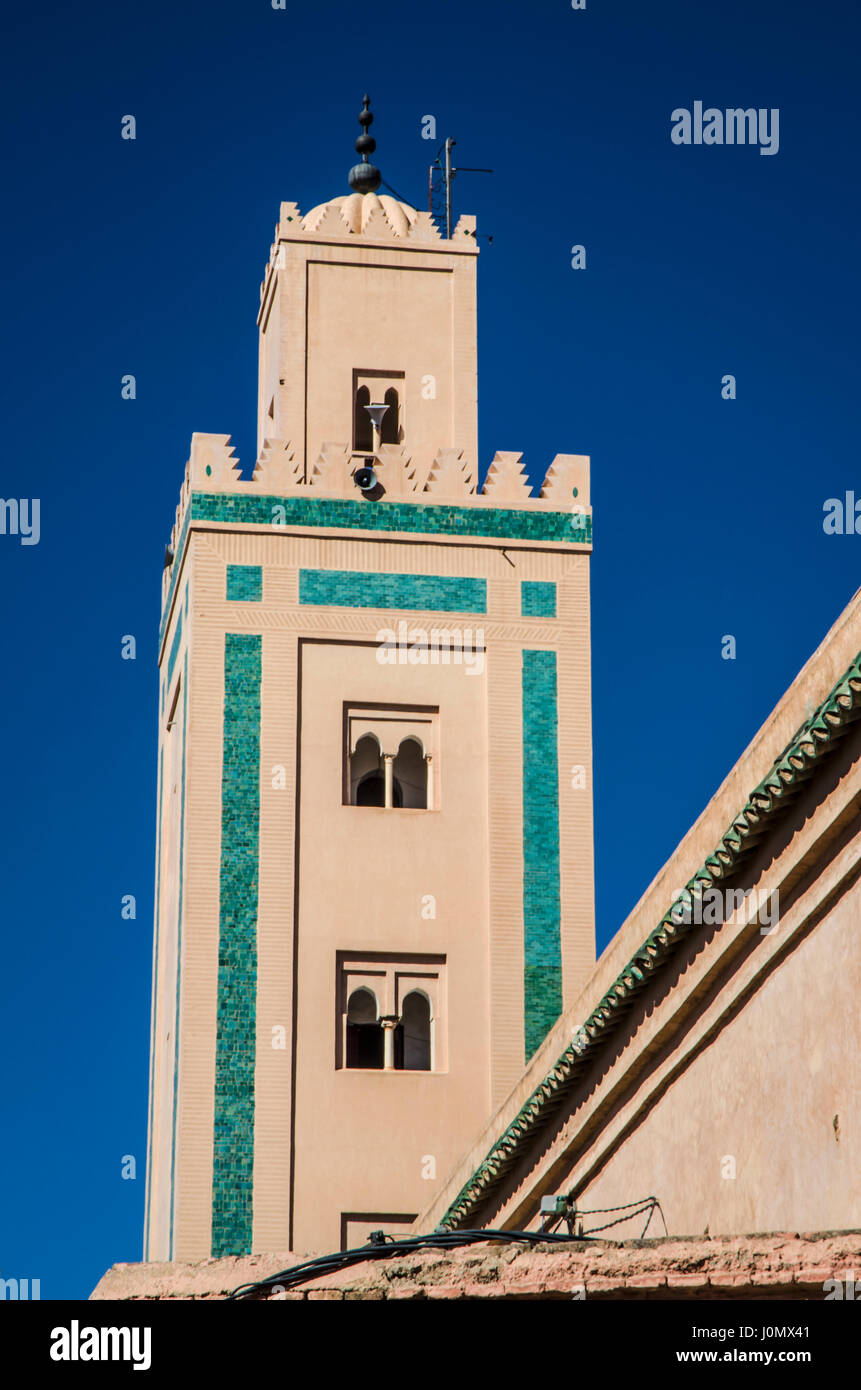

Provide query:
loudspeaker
left=354, top=466, right=377, bottom=492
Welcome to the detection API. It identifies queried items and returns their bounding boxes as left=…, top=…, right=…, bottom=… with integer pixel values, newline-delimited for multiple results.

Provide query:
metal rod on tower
left=428, top=138, right=493, bottom=238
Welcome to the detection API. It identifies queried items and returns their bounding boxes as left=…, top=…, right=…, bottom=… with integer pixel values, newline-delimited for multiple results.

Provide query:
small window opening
left=381, top=387, right=399, bottom=444
left=351, top=734, right=381, bottom=804
left=354, top=385, right=372, bottom=453
left=393, top=737, right=427, bottom=809
left=346, top=988, right=383, bottom=1069
left=395, top=992, right=431, bottom=1071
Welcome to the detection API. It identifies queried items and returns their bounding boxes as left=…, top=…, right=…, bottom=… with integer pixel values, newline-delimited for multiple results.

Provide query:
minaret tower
left=145, top=100, right=595, bottom=1260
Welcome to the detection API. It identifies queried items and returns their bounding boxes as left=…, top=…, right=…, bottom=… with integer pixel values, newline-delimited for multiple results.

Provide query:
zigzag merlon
left=161, top=434, right=593, bottom=632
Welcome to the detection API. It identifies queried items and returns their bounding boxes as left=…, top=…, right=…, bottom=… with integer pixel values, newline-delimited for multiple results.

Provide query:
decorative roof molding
left=424, top=448, right=476, bottom=498
left=480, top=452, right=533, bottom=503
left=540, top=453, right=590, bottom=509
left=373, top=443, right=423, bottom=496
left=251, top=438, right=302, bottom=491
left=187, top=433, right=241, bottom=490
left=301, top=201, right=351, bottom=238
left=452, top=214, right=477, bottom=244
left=356, top=201, right=399, bottom=242
left=436, top=647, right=861, bottom=1230
left=185, top=434, right=589, bottom=516
left=308, top=442, right=352, bottom=492
left=408, top=210, right=444, bottom=244
left=294, top=192, right=439, bottom=243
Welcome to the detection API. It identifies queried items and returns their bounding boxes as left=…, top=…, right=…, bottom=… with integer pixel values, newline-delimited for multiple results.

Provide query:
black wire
left=380, top=178, right=421, bottom=208
left=540, top=1195, right=667, bottom=1239
left=227, top=1227, right=595, bottom=1300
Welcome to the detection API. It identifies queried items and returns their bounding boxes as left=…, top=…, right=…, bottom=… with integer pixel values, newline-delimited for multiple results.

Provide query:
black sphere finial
left=348, top=94, right=382, bottom=194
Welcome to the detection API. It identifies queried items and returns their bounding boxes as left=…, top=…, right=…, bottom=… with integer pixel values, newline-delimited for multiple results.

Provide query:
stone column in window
left=383, top=753, right=394, bottom=808
left=425, top=754, right=433, bottom=810
left=380, top=1015, right=400, bottom=1070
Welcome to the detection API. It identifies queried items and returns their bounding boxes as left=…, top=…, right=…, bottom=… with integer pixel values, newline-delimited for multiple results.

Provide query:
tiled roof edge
left=437, top=647, right=861, bottom=1230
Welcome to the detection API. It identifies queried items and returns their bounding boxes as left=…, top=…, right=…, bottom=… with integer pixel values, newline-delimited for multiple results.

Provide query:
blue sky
left=2, top=0, right=859, bottom=1299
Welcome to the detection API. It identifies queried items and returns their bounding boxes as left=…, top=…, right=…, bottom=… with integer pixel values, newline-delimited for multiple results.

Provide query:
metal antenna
left=429, top=137, right=493, bottom=239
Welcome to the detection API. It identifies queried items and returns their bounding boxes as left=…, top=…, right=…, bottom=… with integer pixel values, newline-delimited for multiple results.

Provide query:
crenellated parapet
left=250, top=437, right=301, bottom=491
left=425, top=448, right=476, bottom=498
left=161, top=432, right=592, bottom=614
left=260, top=196, right=477, bottom=299
left=177, top=432, right=589, bottom=509
left=186, top=432, right=242, bottom=489
left=539, top=453, right=590, bottom=508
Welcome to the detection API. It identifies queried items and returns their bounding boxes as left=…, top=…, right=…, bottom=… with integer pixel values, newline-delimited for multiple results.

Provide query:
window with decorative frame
left=344, top=703, right=438, bottom=810
left=336, top=953, right=446, bottom=1072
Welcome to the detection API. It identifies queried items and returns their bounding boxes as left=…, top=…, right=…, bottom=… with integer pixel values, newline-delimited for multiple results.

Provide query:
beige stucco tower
left=145, top=101, right=596, bottom=1262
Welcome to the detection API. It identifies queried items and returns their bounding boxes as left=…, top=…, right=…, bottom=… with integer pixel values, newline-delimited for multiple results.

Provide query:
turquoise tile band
left=299, top=569, right=487, bottom=613
left=160, top=492, right=590, bottom=645
left=521, top=581, right=557, bottom=618
left=212, top=633, right=261, bottom=1258
left=522, top=649, right=562, bottom=1060
left=192, top=491, right=588, bottom=545
left=227, top=565, right=263, bottom=602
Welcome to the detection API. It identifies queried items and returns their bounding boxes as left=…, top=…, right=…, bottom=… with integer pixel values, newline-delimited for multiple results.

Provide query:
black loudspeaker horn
left=354, top=465, right=377, bottom=492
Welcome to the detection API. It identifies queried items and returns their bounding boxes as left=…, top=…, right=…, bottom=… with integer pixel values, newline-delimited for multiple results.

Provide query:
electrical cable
left=540, top=1195, right=668, bottom=1239
left=227, top=1226, right=597, bottom=1300
left=380, top=178, right=420, bottom=207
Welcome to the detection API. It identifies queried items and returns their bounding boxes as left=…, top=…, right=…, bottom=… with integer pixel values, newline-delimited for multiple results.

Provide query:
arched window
left=395, top=992, right=432, bottom=1071
left=350, top=734, right=381, bottom=805
left=351, top=733, right=410, bottom=807
left=354, top=385, right=372, bottom=453
left=381, top=386, right=399, bottom=444
left=346, top=988, right=383, bottom=1069
left=393, top=737, right=427, bottom=809
left=346, top=710, right=436, bottom=810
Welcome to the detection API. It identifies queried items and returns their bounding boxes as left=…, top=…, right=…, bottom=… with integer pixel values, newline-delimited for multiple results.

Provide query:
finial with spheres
left=348, top=94, right=382, bottom=194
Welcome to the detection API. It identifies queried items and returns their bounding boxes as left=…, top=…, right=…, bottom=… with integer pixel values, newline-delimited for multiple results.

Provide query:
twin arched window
left=345, top=987, right=432, bottom=1070
left=350, top=734, right=428, bottom=809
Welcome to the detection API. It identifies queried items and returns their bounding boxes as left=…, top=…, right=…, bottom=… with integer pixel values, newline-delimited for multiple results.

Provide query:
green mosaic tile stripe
left=521, top=581, right=557, bottom=618
left=192, top=491, right=591, bottom=546
left=162, top=492, right=590, bottom=645
left=524, top=965, right=563, bottom=1054
left=299, top=568, right=486, bottom=613
left=167, top=610, right=183, bottom=685
left=226, top=564, right=263, bottom=602
left=212, top=633, right=261, bottom=1258
left=522, top=649, right=562, bottom=1061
